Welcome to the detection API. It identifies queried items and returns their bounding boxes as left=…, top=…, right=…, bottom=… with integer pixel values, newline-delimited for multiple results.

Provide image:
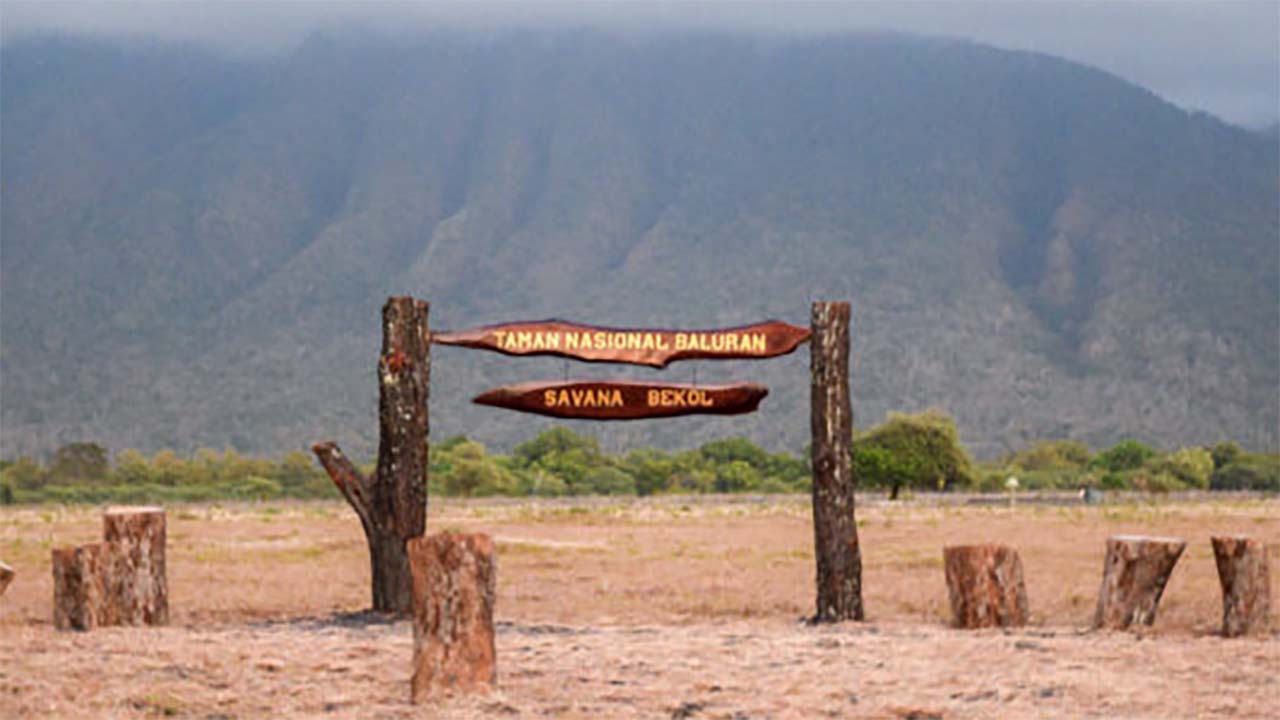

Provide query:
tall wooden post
left=314, top=297, right=430, bottom=614
left=810, top=301, right=864, bottom=622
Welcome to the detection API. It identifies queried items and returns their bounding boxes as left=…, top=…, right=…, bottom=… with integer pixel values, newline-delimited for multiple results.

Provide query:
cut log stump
left=0, top=560, right=13, bottom=597
left=409, top=532, right=496, bottom=704
left=1093, top=535, right=1186, bottom=630
left=52, top=544, right=108, bottom=630
left=1212, top=535, right=1271, bottom=637
left=943, top=544, right=1029, bottom=628
left=103, top=506, right=168, bottom=626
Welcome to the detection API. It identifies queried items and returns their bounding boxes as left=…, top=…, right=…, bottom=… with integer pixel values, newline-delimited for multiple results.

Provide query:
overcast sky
left=3, top=1, right=1277, bottom=127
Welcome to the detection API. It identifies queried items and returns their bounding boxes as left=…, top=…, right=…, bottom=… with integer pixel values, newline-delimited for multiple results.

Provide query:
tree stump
left=943, top=544, right=1029, bottom=628
left=52, top=544, right=108, bottom=630
left=408, top=532, right=496, bottom=703
left=1, top=560, right=15, bottom=597
left=103, top=506, right=168, bottom=626
left=1212, top=535, right=1271, bottom=637
left=1092, top=535, right=1186, bottom=630
left=810, top=300, right=864, bottom=622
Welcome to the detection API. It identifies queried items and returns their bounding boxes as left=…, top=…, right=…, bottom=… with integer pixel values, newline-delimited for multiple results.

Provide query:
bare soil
left=2, top=495, right=1276, bottom=718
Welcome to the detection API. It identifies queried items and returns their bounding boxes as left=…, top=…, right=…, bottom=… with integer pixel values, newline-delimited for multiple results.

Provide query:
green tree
left=852, top=410, right=974, bottom=497
left=1210, top=441, right=1242, bottom=470
left=512, top=427, right=600, bottom=467
left=700, top=437, right=768, bottom=469
left=622, top=448, right=675, bottom=496
left=2, top=457, right=47, bottom=491
left=47, top=442, right=109, bottom=485
left=714, top=460, right=762, bottom=493
left=112, top=449, right=154, bottom=486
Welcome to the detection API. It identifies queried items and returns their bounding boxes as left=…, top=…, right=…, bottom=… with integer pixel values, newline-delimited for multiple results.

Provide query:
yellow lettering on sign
left=644, top=387, right=715, bottom=407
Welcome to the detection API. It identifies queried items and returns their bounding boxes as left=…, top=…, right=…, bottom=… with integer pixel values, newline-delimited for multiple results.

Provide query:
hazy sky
left=3, top=1, right=1277, bottom=127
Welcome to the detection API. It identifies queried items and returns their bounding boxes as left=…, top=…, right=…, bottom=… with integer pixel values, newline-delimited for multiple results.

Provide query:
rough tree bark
left=810, top=301, right=864, bottom=622
left=408, top=532, right=497, bottom=703
left=0, top=560, right=13, bottom=597
left=313, top=297, right=430, bottom=614
left=103, top=506, right=168, bottom=626
left=52, top=544, right=108, bottom=630
left=1093, top=535, right=1186, bottom=630
left=1211, top=535, right=1270, bottom=637
left=943, top=544, right=1029, bottom=628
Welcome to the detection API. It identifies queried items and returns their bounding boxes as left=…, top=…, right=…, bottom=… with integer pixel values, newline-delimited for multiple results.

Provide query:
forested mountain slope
left=2, top=31, right=1276, bottom=459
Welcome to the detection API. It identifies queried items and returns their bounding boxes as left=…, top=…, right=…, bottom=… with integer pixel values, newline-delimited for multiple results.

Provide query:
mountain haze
left=2, top=31, right=1277, bottom=460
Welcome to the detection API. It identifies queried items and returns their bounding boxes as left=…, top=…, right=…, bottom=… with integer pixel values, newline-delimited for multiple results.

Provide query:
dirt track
left=2, top=496, right=1276, bottom=718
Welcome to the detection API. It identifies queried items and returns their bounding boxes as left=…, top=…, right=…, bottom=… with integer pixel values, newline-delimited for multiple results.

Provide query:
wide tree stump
left=409, top=532, right=496, bottom=704
left=943, top=544, right=1029, bottom=628
left=1093, top=535, right=1186, bottom=630
left=1212, top=535, right=1271, bottom=637
left=103, top=506, right=169, bottom=626
left=52, top=544, right=109, bottom=630
left=0, top=560, right=13, bottom=597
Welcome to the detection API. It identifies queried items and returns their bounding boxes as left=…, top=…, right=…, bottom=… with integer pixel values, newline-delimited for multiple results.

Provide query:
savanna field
left=2, top=494, right=1275, bottom=719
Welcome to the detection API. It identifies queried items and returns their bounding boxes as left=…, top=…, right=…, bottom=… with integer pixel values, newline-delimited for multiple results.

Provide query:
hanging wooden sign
left=472, top=380, right=769, bottom=420
left=433, top=319, right=809, bottom=367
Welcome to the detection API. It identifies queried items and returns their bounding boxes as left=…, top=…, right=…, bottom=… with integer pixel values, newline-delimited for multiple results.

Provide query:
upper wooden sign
left=433, top=319, right=810, bottom=367
left=473, top=380, right=768, bottom=420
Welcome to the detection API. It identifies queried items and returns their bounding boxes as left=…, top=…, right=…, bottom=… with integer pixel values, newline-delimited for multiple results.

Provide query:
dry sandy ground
left=1, top=495, right=1276, bottom=718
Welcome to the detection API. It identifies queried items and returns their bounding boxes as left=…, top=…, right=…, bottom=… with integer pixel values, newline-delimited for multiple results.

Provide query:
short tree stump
left=51, top=507, right=168, bottom=630
left=103, top=506, right=168, bottom=625
left=1093, top=534, right=1186, bottom=630
left=408, top=532, right=496, bottom=703
left=943, top=544, right=1029, bottom=628
left=0, top=560, right=13, bottom=597
left=52, top=544, right=109, bottom=630
left=1211, top=535, right=1270, bottom=637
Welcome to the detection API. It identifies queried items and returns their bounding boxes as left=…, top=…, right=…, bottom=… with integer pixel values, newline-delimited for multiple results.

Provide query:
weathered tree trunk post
left=943, top=544, right=1029, bottom=628
left=314, top=297, right=430, bottom=614
left=810, top=301, right=864, bottom=622
left=1211, top=535, right=1270, bottom=637
left=102, top=506, right=168, bottom=626
left=1092, top=535, right=1186, bottom=630
left=52, top=544, right=108, bottom=630
left=0, top=560, right=13, bottom=597
left=409, top=532, right=497, bottom=703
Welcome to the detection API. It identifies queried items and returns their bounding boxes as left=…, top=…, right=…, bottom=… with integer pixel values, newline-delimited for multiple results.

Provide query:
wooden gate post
left=314, top=297, right=430, bottom=614
left=810, top=301, right=864, bottom=622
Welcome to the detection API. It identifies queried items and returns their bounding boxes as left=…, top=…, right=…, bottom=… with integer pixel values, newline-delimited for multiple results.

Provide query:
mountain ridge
left=2, top=30, right=1276, bottom=460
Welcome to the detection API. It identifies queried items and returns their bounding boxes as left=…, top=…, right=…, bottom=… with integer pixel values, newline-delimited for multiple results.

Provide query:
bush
left=1007, top=440, right=1092, bottom=471
left=1152, top=447, right=1214, bottom=489
left=1091, top=439, right=1157, bottom=473
left=1210, top=455, right=1280, bottom=492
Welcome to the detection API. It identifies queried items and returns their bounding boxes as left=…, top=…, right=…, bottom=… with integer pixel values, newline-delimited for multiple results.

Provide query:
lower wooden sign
left=472, top=380, right=769, bottom=420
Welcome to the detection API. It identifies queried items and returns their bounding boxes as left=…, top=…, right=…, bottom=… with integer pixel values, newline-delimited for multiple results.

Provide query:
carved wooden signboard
left=473, top=380, right=768, bottom=420
left=434, top=320, right=810, bottom=368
